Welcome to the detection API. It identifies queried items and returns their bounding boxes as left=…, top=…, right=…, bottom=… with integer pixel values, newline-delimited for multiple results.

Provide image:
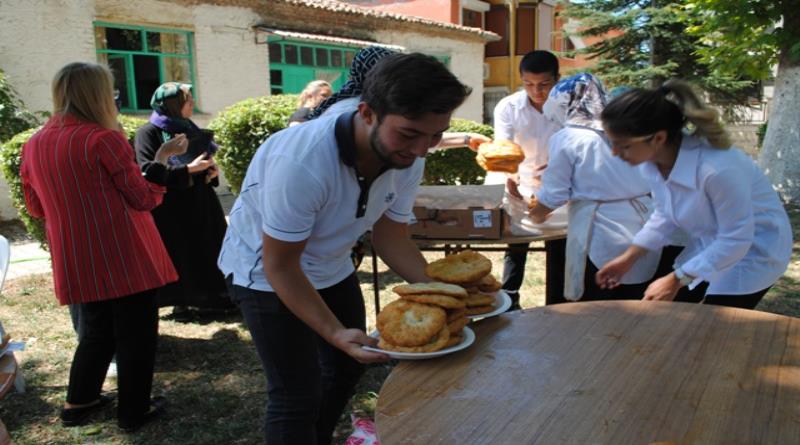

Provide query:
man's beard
left=369, top=123, right=414, bottom=170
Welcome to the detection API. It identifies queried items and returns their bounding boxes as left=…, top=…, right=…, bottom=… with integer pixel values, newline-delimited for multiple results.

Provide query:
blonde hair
left=298, top=80, right=332, bottom=107
left=602, top=79, right=731, bottom=149
left=662, top=79, right=731, bottom=149
left=52, top=62, right=118, bottom=130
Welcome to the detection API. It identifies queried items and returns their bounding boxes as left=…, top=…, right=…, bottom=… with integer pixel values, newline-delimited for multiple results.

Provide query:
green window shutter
left=94, top=21, right=197, bottom=113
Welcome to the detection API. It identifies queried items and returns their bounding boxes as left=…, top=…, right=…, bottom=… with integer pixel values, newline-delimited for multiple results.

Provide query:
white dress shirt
left=493, top=90, right=562, bottom=197
left=538, top=127, right=659, bottom=298
left=632, top=135, right=792, bottom=295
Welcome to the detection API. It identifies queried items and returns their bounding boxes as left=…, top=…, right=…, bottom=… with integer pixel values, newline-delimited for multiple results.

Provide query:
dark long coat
left=134, top=122, right=231, bottom=308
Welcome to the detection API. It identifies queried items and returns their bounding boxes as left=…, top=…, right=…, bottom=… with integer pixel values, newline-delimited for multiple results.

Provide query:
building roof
left=274, top=0, right=499, bottom=41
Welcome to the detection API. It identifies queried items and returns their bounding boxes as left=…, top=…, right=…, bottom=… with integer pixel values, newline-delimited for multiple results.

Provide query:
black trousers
left=501, top=242, right=530, bottom=308
left=228, top=273, right=366, bottom=445
left=66, top=289, right=158, bottom=423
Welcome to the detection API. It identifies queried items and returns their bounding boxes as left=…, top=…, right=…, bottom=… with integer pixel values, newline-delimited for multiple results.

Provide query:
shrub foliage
left=0, top=115, right=147, bottom=247
left=209, top=96, right=493, bottom=193
left=208, top=94, right=298, bottom=195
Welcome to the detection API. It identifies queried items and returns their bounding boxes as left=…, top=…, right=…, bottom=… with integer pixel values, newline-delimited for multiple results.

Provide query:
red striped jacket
left=20, top=114, right=178, bottom=305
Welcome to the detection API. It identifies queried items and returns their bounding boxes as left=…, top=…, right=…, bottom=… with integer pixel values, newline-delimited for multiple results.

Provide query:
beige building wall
left=377, top=30, right=485, bottom=122
left=0, top=0, right=268, bottom=218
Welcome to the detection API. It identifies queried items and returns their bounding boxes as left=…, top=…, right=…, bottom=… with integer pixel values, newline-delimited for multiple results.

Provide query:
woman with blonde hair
left=21, top=62, right=186, bottom=431
left=288, top=79, right=332, bottom=126
left=596, top=80, right=792, bottom=308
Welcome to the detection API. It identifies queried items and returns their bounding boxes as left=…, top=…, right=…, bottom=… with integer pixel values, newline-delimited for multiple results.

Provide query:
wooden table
left=376, top=301, right=800, bottom=444
left=369, top=229, right=567, bottom=313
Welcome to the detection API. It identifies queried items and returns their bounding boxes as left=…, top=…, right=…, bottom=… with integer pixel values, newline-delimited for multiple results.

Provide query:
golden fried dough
left=400, top=293, right=466, bottom=309
left=465, top=292, right=496, bottom=307
left=447, top=317, right=468, bottom=335
left=476, top=140, right=525, bottom=173
left=393, top=282, right=467, bottom=298
left=477, top=274, right=502, bottom=292
left=443, top=333, right=463, bottom=348
left=446, top=307, right=466, bottom=323
left=425, top=250, right=492, bottom=284
left=377, top=300, right=446, bottom=347
left=465, top=305, right=495, bottom=316
left=378, top=326, right=450, bottom=353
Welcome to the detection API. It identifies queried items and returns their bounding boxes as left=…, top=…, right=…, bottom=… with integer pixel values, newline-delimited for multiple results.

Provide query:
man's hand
left=154, top=134, right=188, bottom=164
left=642, top=273, right=681, bottom=301
left=331, top=328, right=390, bottom=364
left=506, top=177, right=523, bottom=200
left=467, top=133, right=491, bottom=151
left=205, top=160, right=219, bottom=183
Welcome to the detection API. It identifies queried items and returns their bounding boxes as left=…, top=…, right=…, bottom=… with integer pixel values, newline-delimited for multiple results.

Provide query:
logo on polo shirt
left=385, top=192, right=395, bottom=203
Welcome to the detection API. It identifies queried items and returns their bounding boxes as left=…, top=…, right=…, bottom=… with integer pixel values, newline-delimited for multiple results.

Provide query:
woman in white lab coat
left=596, top=80, right=792, bottom=309
left=529, top=73, right=661, bottom=301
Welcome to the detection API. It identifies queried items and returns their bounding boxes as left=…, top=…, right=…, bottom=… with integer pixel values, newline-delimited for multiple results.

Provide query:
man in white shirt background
left=217, top=53, right=471, bottom=445
left=490, top=50, right=563, bottom=309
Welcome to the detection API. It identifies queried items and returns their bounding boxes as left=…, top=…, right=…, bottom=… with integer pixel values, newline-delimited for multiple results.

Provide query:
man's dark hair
left=519, top=50, right=559, bottom=78
left=361, top=53, right=471, bottom=120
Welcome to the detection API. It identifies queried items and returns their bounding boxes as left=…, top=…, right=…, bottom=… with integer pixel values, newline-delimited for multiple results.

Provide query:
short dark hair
left=519, top=50, right=559, bottom=78
left=361, top=53, right=471, bottom=120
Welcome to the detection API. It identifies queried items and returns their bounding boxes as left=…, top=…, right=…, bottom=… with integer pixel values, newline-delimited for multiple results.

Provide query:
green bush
left=0, top=69, right=40, bottom=143
left=0, top=115, right=147, bottom=247
left=209, top=94, right=298, bottom=194
left=422, top=118, right=493, bottom=185
left=209, top=96, right=493, bottom=192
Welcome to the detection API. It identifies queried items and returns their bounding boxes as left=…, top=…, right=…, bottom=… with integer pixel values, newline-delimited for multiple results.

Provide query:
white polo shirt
left=632, top=135, right=792, bottom=295
left=218, top=111, right=424, bottom=291
left=492, top=90, right=562, bottom=196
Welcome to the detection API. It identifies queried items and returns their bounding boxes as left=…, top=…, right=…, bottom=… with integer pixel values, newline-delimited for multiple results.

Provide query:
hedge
left=0, top=114, right=147, bottom=248
left=208, top=95, right=493, bottom=193
left=0, top=69, right=39, bottom=143
left=209, top=94, right=299, bottom=195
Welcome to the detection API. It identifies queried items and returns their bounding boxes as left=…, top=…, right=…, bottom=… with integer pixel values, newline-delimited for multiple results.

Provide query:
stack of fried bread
left=476, top=139, right=525, bottom=173
left=425, top=250, right=502, bottom=316
left=377, top=282, right=469, bottom=352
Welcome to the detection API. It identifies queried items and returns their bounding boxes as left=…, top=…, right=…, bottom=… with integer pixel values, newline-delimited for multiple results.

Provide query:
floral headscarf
left=543, top=73, right=608, bottom=131
left=307, top=46, right=397, bottom=119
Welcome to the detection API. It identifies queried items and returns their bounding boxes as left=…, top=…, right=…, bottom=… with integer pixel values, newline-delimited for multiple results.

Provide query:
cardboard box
left=408, top=185, right=505, bottom=239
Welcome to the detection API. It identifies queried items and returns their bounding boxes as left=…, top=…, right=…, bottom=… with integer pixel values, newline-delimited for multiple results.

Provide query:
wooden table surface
left=375, top=301, right=800, bottom=445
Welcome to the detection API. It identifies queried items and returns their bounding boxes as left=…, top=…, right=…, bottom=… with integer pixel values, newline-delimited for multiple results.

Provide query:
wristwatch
left=673, top=266, right=693, bottom=287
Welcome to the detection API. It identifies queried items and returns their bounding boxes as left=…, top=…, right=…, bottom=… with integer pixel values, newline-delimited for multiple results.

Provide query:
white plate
left=520, top=206, right=568, bottom=230
left=362, top=327, right=475, bottom=360
left=468, top=290, right=512, bottom=321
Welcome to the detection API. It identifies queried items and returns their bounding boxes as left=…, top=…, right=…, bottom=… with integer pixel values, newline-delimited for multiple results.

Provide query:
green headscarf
left=150, top=82, right=192, bottom=115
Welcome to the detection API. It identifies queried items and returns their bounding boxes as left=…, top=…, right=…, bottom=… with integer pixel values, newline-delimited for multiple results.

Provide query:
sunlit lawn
left=0, top=205, right=797, bottom=444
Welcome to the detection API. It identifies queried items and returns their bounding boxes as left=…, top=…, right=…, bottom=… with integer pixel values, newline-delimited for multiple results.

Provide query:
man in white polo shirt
left=218, top=53, right=471, bottom=445
left=490, top=50, right=563, bottom=309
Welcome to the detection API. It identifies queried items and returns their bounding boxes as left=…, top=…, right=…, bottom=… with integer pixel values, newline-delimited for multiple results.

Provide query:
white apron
left=564, top=195, right=661, bottom=300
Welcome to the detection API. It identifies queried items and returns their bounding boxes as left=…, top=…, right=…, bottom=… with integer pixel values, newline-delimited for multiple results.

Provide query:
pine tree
left=562, top=0, right=753, bottom=104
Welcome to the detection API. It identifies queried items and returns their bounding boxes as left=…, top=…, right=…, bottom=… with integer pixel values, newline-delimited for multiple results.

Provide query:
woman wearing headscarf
left=21, top=62, right=185, bottom=430
left=529, top=73, right=661, bottom=301
left=134, top=82, right=231, bottom=313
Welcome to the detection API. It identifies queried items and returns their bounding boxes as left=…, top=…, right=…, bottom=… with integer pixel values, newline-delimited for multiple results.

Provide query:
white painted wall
left=376, top=30, right=486, bottom=122
left=0, top=0, right=268, bottom=219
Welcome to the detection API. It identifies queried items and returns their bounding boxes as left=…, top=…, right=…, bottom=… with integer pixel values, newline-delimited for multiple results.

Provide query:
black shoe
left=61, top=394, right=115, bottom=427
left=118, top=396, right=167, bottom=433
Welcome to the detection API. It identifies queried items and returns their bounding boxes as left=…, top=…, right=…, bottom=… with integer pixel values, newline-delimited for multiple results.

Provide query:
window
left=462, top=8, right=483, bottom=29
left=268, top=39, right=359, bottom=94
left=516, top=5, right=536, bottom=55
left=485, top=5, right=509, bottom=57
left=94, top=22, right=195, bottom=112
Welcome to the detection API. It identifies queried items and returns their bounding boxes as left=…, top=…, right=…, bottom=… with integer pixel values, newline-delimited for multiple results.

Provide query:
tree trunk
left=758, top=4, right=800, bottom=204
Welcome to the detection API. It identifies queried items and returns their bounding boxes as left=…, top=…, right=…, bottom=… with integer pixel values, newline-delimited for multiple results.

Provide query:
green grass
left=0, top=205, right=797, bottom=444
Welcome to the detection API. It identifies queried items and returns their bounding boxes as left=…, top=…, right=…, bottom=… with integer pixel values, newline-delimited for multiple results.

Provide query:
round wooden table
left=375, top=301, right=800, bottom=444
